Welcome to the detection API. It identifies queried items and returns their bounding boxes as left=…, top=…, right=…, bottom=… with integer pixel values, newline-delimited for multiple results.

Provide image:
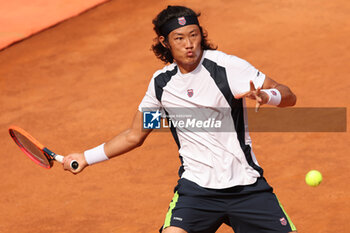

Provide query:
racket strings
left=12, top=130, right=51, bottom=167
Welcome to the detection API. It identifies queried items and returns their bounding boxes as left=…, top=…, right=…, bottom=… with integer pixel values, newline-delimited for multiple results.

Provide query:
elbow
left=134, top=138, right=145, bottom=148
left=290, top=93, right=297, bottom=106
left=126, top=132, right=145, bottom=148
left=278, top=93, right=297, bottom=107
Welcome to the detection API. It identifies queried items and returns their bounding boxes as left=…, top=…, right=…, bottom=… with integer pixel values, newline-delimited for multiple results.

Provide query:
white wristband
left=84, top=143, right=109, bottom=165
left=261, top=89, right=281, bottom=106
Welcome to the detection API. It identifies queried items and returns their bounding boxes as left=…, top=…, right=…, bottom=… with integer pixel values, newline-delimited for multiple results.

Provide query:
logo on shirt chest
left=187, top=89, right=194, bottom=97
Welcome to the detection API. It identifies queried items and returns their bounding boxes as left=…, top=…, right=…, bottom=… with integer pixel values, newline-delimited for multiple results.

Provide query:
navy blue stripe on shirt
left=154, top=66, right=185, bottom=177
left=202, top=58, right=263, bottom=176
left=154, top=66, right=180, bottom=147
left=154, top=66, right=178, bottom=102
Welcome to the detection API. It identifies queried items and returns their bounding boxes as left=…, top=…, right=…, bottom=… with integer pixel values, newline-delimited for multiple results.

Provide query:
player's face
left=166, top=25, right=203, bottom=73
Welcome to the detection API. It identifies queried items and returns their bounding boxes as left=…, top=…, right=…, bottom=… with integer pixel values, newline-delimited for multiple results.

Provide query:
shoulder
left=203, top=50, right=252, bottom=69
left=145, top=63, right=178, bottom=90
left=151, top=63, right=178, bottom=80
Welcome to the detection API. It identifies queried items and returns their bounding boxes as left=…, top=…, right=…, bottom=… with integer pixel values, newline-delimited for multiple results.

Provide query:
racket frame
left=9, top=126, right=52, bottom=168
left=9, top=126, right=78, bottom=169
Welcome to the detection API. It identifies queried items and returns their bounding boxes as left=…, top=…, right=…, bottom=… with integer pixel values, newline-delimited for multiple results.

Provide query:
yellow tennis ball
left=305, top=170, right=322, bottom=187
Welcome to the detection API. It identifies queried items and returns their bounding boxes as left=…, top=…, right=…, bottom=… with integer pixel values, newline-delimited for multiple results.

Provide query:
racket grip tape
left=55, top=155, right=79, bottom=170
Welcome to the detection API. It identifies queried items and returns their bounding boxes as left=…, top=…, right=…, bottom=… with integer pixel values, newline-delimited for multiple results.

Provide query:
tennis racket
left=9, top=125, right=79, bottom=170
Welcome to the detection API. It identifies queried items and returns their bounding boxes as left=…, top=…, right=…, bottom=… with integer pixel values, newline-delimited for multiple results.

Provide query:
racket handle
left=55, top=155, right=64, bottom=163
left=70, top=160, right=79, bottom=170
left=55, top=155, right=79, bottom=170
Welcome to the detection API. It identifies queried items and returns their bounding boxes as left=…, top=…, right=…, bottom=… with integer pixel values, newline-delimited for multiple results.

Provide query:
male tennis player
left=63, top=5, right=297, bottom=233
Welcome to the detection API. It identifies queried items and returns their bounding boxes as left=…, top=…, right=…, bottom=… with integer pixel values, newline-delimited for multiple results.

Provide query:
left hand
left=234, top=81, right=269, bottom=112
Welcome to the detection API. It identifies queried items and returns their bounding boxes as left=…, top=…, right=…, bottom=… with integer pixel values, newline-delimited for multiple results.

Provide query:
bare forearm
left=104, top=111, right=151, bottom=158
left=104, top=128, right=146, bottom=158
left=62, top=111, right=150, bottom=174
left=261, top=76, right=297, bottom=107
left=275, top=84, right=297, bottom=107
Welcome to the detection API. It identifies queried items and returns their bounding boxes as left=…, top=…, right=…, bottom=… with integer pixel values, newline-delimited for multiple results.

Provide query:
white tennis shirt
left=138, top=50, right=266, bottom=189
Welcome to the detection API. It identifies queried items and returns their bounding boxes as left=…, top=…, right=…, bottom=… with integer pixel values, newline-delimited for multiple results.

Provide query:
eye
left=175, top=37, right=183, bottom=40
left=191, top=33, right=198, bottom=37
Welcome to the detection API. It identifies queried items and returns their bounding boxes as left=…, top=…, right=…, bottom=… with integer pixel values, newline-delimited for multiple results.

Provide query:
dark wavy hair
left=151, top=5, right=217, bottom=64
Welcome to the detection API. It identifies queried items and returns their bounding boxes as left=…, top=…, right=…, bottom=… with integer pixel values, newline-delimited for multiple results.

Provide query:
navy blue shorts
left=160, top=178, right=296, bottom=233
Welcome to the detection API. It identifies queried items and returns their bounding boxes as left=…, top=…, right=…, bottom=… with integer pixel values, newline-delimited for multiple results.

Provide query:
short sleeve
left=224, top=55, right=266, bottom=96
left=138, top=77, right=162, bottom=112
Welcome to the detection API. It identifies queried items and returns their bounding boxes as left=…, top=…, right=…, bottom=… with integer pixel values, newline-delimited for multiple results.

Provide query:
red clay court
left=0, top=0, right=349, bottom=232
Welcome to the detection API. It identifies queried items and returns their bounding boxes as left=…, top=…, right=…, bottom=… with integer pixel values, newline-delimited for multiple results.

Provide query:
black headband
left=159, top=15, right=199, bottom=37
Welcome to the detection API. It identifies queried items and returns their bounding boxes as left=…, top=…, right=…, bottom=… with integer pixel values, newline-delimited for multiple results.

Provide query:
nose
left=185, top=37, right=193, bottom=49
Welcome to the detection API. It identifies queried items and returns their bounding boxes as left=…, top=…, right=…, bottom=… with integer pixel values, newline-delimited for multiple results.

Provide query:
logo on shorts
left=178, top=17, right=186, bottom=25
left=271, top=90, right=277, bottom=96
left=173, top=217, right=183, bottom=221
left=280, top=217, right=287, bottom=226
left=187, top=89, right=194, bottom=97
left=143, top=110, right=161, bottom=129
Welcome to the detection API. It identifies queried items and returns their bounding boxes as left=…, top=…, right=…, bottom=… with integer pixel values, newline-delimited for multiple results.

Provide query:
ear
left=159, top=36, right=169, bottom=48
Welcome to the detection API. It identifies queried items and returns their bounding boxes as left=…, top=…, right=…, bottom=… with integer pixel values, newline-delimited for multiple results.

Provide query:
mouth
left=186, top=51, right=194, bottom=57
